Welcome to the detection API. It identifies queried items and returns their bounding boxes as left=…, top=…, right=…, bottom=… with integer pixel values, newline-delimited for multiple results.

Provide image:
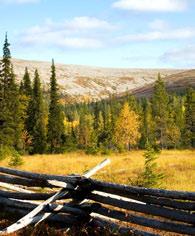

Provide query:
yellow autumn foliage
left=64, top=117, right=79, bottom=134
left=114, top=102, right=141, bottom=148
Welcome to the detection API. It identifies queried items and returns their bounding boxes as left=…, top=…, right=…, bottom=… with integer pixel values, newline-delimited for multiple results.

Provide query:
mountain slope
left=13, top=59, right=195, bottom=101
left=131, top=70, right=195, bottom=98
left=12, top=58, right=189, bottom=101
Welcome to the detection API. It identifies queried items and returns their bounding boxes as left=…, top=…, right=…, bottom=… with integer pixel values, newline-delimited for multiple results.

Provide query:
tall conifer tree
left=47, top=59, right=64, bottom=153
left=183, top=88, right=195, bottom=148
left=22, top=67, right=32, bottom=96
left=27, top=69, right=46, bottom=153
left=0, top=34, right=24, bottom=149
left=152, top=74, right=169, bottom=148
left=140, top=99, right=155, bottom=148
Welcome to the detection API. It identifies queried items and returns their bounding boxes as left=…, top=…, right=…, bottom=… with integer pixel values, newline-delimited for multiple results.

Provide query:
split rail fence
left=0, top=159, right=195, bottom=235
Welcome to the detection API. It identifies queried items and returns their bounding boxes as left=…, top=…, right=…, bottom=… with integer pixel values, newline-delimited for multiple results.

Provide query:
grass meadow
left=1, top=149, right=195, bottom=191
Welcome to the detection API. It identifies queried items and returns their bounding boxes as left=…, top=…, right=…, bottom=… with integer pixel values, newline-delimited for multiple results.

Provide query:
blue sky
left=0, top=0, right=195, bottom=68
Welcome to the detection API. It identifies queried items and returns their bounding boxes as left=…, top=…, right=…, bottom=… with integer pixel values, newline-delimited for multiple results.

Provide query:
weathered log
left=99, top=190, right=195, bottom=211
left=1, top=206, right=80, bottom=226
left=0, top=196, right=88, bottom=218
left=88, top=192, right=195, bottom=224
left=91, top=216, right=159, bottom=236
left=131, top=194, right=195, bottom=211
left=0, top=182, right=33, bottom=193
left=90, top=180, right=195, bottom=201
left=0, top=166, right=80, bottom=184
left=0, top=189, right=57, bottom=200
left=0, top=174, right=55, bottom=188
left=94, top=206, right=195, bottom=235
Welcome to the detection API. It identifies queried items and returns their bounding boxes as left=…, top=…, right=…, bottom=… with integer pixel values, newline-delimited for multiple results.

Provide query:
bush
left=101, top=147, right=112, bottom=155
left=0, top=145, right=12, bottom=161
left=85, top=146, right=99, bottom=155
left=134, top=143, right=164, bottom=188
left=0, top=145, right=23, bottom=167
left=8, top=149, right=23, bottom=167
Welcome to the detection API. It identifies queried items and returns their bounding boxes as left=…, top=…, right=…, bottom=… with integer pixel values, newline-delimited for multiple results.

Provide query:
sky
left=0, top=0, right=195, bottom=68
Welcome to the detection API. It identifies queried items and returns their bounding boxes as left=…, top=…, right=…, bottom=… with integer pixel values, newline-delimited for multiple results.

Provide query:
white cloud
left=149, top=19, right=169, bottom=31
left=161, top=45, right=195, bottom=66
left=117, top=28, right=195, bottom=43
left=64, top=17, right=115, bottom=30
left=19, top=17, right=115, bottom=49
left=112, top=0, right=188, bottom=12
left=0, top=0, right=39, bottom=4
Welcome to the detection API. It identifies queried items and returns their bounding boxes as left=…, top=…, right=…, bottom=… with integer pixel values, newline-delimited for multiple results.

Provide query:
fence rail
left=0, top=160, right=194, bottom=235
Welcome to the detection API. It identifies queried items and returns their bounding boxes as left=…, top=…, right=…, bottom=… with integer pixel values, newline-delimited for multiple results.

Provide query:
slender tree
left=27, top=69, right=46, bottom=153
left=0, top=34, right=24, bottom=149
left=22, top=67, right=32, bottom=96
left=152, top=74, right=169, bottom=148
left=77, top=112, right=95, bottom=148
left=138, top=142, right=164, bottom=188
left=114, top=102, right=141, bottom=150
left=183, top=88, right=195, bottom=148
left=47, top=59, right=64, bottom=153
left=140, top=99, right=155, bottom=148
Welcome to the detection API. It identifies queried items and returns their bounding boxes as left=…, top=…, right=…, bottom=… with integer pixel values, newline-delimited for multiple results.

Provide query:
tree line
left=64, top=77, right=194, bottom=153
left=0, top=35, right=194, bottom=156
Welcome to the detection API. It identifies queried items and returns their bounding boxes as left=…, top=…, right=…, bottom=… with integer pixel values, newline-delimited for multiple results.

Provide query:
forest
left=0, top=35, right=194, bottom=159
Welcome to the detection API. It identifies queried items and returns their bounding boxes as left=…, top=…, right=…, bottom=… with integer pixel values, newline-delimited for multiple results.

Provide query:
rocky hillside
left=131, top=70, right=195, bottom=98
left=12, top=58, right=188, bottom=102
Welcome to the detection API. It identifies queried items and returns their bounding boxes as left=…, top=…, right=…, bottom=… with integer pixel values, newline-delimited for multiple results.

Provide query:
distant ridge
left=131, top=70, right=195, bottom=98
left=11, top=58, right=192, bottom=102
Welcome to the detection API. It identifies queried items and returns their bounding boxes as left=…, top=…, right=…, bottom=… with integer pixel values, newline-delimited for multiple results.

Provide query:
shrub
left=85, top=146, right=99, bottom=155
left=101, top=147, right=112, bottom=155
left=8, top=149, right=23, bottom=167
left=0, top=145, right=12, bottom=161
left=134, top=142, right=164, bottom=188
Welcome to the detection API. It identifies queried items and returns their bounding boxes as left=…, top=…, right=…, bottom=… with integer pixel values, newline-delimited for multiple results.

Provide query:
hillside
left=11, top=58, right=185, bottom=102
left=132, top=70, right=195, bottom=98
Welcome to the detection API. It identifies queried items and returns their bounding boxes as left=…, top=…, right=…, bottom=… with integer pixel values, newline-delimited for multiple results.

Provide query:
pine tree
left=0, top=34, right=24, bottom=149
left=47, top=59, right=65, bottom=153
left=192, top=90, right=195, bottom=148
left=77, top=112, right=95, bottom=148
left=166, top=95, right=182, bottom=148
left=0, top=33, right=12, bottom=99
left=183, top=88, right=195, bottom=148
left=101, top=103, right=114, bottom=149
left=96, top=111, right=104, bottom=145
left=18, top=68, right=33, bottom=153
left=27, top=69, right=47, bottom=154
left=138, top=142, right=164, bottom=188
left=152, top=74, right=169, bottom=148
left=140, top=99, right=155, bottom=148
left=22, top=67, right=32, bottom=96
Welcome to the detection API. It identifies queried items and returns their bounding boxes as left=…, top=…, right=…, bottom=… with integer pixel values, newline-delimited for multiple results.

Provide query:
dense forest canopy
left=0, top=36, right=194, bottom=156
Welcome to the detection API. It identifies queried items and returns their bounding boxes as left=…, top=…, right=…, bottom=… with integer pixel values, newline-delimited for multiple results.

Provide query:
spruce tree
left=77, top=112, right=95, bottom=149
left=192, top=90, right=195, bottom=148
left=140, top=99, right=155, bottom=148
left=97, top=111, right=104, bottom=145
left=152, top=74, right=169, bottom=148
left=47, top=59, right=64, bottom=153
left=28, top=69, right=46, bottom=154
left=183, top=88, right=195, bottom=148
left=0, top=34, right=24, bottom=149
left=22, top=67, right=32, bottom=96
left=139, top=142, right=164, bottom=188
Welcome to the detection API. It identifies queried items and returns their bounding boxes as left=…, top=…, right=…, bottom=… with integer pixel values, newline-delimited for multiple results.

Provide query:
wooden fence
left=0, top=159, right=195, bottom=235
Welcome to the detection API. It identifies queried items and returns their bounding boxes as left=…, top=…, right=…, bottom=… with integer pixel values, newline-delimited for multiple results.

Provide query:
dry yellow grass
left=1, top=150, right=195, bottom=191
